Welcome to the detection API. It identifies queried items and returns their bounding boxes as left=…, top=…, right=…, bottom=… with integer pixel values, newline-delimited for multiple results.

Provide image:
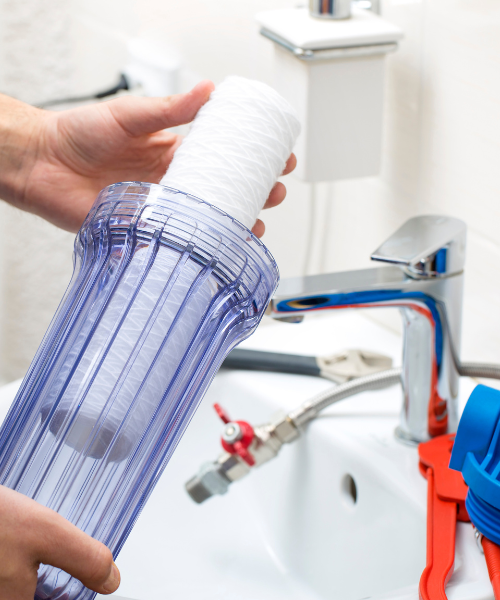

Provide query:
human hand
left=0, top=485, right=120, bottom=599
left=249, top=152, right=296, bottom=238
left=0, top=82, right=296, bottom=237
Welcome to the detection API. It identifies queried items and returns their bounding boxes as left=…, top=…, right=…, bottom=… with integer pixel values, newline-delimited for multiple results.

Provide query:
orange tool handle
left=482, top=537, right=500, bottom=600
left=419, top=468, right=458, bottom=600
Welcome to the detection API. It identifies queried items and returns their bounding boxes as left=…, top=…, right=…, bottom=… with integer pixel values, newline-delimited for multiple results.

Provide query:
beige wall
left=0, top=0, right=76, bottom=384
left=0, top=0, right=498, bottom=383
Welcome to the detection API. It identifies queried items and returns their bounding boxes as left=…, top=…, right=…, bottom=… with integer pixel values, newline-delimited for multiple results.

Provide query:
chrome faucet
left=309, top=0, right=381, bottom=19
left=269, top=215, right=466, bottom=444
left=309, top=0, right=351, bottom=19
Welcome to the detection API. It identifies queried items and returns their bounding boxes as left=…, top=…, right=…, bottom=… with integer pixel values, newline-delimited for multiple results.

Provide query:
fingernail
left=102, top=562, right=120, bottom=593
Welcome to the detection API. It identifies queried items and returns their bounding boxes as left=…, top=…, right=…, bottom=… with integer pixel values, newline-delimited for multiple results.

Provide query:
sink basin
left=0, top=312, right=491, bottom=600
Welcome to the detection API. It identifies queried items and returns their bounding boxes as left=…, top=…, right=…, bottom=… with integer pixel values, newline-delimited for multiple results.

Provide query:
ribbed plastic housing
left=0, top=182, right=279, bottom=600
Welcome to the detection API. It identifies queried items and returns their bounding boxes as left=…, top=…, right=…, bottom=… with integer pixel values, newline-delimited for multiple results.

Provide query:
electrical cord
left=37, top=73, right=129, bottom=109
left=288, top=361, right=500, bottom=428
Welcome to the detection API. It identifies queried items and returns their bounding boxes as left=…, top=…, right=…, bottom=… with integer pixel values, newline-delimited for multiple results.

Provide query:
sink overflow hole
left=341, top=474, right=357, bottom=505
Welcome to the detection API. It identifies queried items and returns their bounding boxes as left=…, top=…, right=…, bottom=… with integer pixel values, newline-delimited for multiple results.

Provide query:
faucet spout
left=270, top=216, right=466, bottom=444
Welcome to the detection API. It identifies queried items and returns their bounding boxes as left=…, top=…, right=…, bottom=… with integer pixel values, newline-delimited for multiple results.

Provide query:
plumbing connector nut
left=185, top=461, right=231, bottom=504
left=269, top=412, right=300, bottom=444
left=218, top=451, right=251, bottom=482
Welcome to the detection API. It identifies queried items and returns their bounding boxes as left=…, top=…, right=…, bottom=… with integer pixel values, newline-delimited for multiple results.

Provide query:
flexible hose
left=289, top=362, right=500, bottom=428
left=459, top=362, right=500, bottom=380
left=289, top=368, right=402, bottom=427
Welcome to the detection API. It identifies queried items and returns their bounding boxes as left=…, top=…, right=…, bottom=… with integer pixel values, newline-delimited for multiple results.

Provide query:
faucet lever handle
left=371, top=215, right=466, bottom=278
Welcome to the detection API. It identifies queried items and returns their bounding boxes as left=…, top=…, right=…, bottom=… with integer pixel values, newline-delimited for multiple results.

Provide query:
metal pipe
left=309, top=0, right=351, bottom=20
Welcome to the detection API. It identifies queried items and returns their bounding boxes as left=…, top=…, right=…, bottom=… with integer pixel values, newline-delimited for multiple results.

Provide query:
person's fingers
left=24, top=496, right=120, bottom=595
left=107, top=79, right=215, bottom=136
left=282, top=153, right=297, bottom=176
left=263, top=182, right=286, bottom=210
left=260, top=156, right=294, bottom=211
left=252, top=219, right=265, bottom=238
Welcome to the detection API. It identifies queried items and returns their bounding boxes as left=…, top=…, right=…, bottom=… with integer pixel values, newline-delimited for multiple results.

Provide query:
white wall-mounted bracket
left=260, top=27, right=397, bottom=61
left=256, top=7, right=404, bottom=182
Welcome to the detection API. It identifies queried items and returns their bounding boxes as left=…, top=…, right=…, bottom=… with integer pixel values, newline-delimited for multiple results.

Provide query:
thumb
left=107, top=79, right=215, bottom=136
left=28, top=500, right=120, bottom=595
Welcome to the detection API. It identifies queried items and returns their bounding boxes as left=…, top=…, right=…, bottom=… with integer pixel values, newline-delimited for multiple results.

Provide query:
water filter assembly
left=0, top=77, right=300, bottom=600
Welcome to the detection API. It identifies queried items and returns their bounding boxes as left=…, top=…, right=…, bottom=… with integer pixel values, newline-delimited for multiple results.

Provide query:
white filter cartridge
left=161, top=76, right=301, bottom=230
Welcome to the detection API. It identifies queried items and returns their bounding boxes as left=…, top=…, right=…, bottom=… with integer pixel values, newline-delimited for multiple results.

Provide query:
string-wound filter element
left=162, top=76, right=301, bottom=229
left=0, top=77, right=298, bottom=600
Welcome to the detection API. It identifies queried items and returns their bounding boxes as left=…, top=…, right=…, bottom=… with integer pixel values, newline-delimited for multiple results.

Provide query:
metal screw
left=222, top=422, right=242, bottom=444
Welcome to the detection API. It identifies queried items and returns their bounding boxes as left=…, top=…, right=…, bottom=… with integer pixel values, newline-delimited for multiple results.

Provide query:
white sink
left=0, top=312, right=491, bottom=600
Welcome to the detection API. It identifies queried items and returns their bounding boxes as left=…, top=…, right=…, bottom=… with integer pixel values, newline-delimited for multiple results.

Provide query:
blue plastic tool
left=450, top=385, right=500, bottom=544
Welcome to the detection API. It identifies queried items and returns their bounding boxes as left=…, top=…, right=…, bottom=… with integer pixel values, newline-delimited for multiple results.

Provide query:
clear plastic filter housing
left=0, top=182, right=279, bottom=600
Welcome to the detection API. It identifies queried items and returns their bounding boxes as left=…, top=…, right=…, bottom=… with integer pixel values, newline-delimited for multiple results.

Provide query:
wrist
left=0, top=94, right=50, bottom=210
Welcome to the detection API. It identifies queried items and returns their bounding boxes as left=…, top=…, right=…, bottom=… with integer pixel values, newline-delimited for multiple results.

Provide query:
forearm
left=0, top=93, right=48, bottom=210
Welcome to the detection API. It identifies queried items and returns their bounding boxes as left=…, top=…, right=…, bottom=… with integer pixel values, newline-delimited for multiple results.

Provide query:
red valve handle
left=213, top=403, right=256, bottom=467
left=232, top=439, right=256, bottom=467
left=214, top=403, right=231, bottom=424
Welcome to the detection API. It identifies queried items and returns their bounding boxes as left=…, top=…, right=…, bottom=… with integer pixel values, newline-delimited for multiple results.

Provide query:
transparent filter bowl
left=0, top=182, right=279, bottom=600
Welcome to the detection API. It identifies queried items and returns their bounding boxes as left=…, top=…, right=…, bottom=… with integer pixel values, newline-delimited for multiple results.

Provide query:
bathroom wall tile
left=317, top=0, right=500, bottom=366
left=71, top=0, right=136, bottom=36
left=0, top=0, right=77, bottom=382
left=69, top=13, right=131, bottom=94
left=462, top=230, right=500, bottom=364
left=133, top=0, right=297, bottom=87
left=417, top=3, right=500, bottom=243
left=0, top=0, right=73, bottom=103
